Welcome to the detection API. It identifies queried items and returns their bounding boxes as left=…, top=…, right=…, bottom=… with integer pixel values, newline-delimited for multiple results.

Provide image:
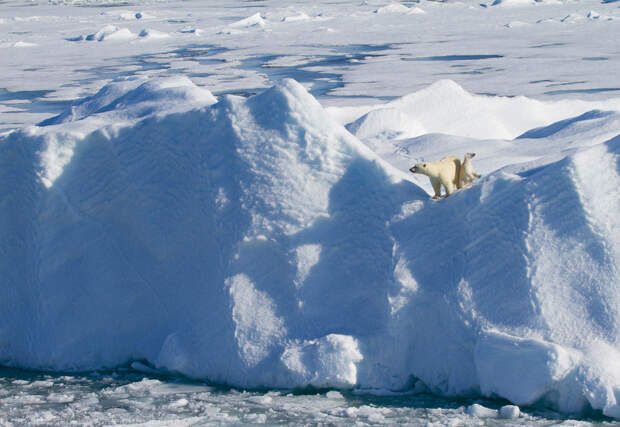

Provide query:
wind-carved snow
left=571, top=140, right=620, bottom=278
left=524, top=143, right=620, bottom=350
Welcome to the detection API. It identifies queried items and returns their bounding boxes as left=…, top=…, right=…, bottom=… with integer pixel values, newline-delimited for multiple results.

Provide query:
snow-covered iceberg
left=1, top=77, right=619, bottom=418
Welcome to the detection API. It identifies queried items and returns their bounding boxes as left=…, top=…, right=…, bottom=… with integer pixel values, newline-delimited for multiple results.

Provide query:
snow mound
left=1, top=77, right=619, bottom=418
left=281, top=12, right=311, bottom=23
left=111, top=11, right=154, bottom=20
left=587, top=10, right=614, bottom=21
left=491, top=0, right=536, bottom=7
left=386, top=136, right=620, bottom=417
left=76, top=26, right=169, bottom=42
left=138, top=29, right=170, bottom=40
left=13, top=41, right=38, bottom=48
left=346, top=80, right=620, bottom=141
left=85, top=25, right=136, bottom=42
left=505, top=20, right=530, bottom=28
left=39, top=76, right=217, bottom=127
left=0, top=77, right=406, bottom=389
left=374, top=3, right=425, bottom=14
left=466, top=403, right=520, bottom=419
left=229, top=13, right=266, bottom=29
left=346, top=107, right=425, bottom=141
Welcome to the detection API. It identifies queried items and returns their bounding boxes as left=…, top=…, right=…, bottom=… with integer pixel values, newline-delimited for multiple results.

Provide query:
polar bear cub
left=459, top=152, right=482, bottom=188
left=409, top=155, right=462, bottom=199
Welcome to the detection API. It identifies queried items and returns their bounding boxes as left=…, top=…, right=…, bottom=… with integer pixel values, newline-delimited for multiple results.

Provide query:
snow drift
left=1, top=77, right=619, bottom=418
left=346, top=79, right=620, bottom=141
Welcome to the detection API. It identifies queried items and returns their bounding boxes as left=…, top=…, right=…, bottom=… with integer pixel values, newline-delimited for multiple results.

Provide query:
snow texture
left=1, top=74, right=620, bottom=419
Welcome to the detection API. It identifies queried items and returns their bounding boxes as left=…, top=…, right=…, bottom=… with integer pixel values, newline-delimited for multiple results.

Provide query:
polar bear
left=459, top=152, right=481, bottom=188
left=409, top=155, right=461, bottom=199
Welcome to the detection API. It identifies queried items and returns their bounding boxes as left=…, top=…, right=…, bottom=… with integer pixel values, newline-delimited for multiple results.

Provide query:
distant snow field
left=1, top=0, right=619, bottom=425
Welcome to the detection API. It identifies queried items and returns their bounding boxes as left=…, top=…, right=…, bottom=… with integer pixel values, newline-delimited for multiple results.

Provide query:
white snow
left=499, top=405, right=521, bottom=419
left=138, top=29, right=171, bottom=40
left=1, top=0, right=620, bottom=423
left=86, top=25, right=136, bottom=42
left=281, top=12, right=311, bottom=23
left=228, top=274, right=287, bottom=368
left=345, top=79, right=620, bottom=141
left=467, top=403, right=499, bottom=418
left=229, top=13, right=266, bottom=29
left=374, top=4, right=425, bottom=15
left=2, top=73, right=619, bottom=418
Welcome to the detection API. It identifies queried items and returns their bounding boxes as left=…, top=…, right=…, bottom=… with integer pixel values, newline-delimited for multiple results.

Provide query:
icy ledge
left=0, top=77, right=619, bottom=418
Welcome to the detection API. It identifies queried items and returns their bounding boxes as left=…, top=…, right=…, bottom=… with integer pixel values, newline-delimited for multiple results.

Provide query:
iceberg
left=0, top=76, right=619, bottom=418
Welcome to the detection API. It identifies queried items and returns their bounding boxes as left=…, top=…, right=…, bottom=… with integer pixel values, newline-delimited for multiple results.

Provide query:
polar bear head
left=409, top=162, right=429, bottom=174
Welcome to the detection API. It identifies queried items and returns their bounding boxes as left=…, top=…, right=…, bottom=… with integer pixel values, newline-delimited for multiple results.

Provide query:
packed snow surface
left=1, top=0, right=620, bottom=422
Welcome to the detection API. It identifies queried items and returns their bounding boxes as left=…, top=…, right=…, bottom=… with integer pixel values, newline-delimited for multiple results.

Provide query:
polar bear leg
left=444, top=178, right=455, bottom=196
left=430, top=177, right=442, bottom=199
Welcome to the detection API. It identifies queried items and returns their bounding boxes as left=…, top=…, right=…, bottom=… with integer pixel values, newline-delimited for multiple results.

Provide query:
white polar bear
left=409, top=155, right=462, bottom=199
left=459, top=152, right=481, bottom=188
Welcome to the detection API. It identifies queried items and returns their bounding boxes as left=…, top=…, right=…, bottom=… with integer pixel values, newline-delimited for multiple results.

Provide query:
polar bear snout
left=409, top=165, right=418, bottom=173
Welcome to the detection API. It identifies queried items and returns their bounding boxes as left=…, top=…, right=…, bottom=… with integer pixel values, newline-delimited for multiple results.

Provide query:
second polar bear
left=409, top=155, right=462, bottom=199
left=459, top=152, right=482, bottom=188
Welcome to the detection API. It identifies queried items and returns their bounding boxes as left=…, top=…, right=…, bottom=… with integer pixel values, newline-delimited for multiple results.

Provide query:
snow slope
left=1, top=77, right=619, bottom=418
left=344, top=79, right=620, bottom=141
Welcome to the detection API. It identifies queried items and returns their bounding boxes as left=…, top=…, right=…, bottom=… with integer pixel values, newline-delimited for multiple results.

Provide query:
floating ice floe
left=466, top=403, right=520, bottom=419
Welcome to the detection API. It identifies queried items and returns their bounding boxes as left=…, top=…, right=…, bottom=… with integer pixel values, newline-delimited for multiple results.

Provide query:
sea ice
left=1, top=0, right=620, bottom=421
